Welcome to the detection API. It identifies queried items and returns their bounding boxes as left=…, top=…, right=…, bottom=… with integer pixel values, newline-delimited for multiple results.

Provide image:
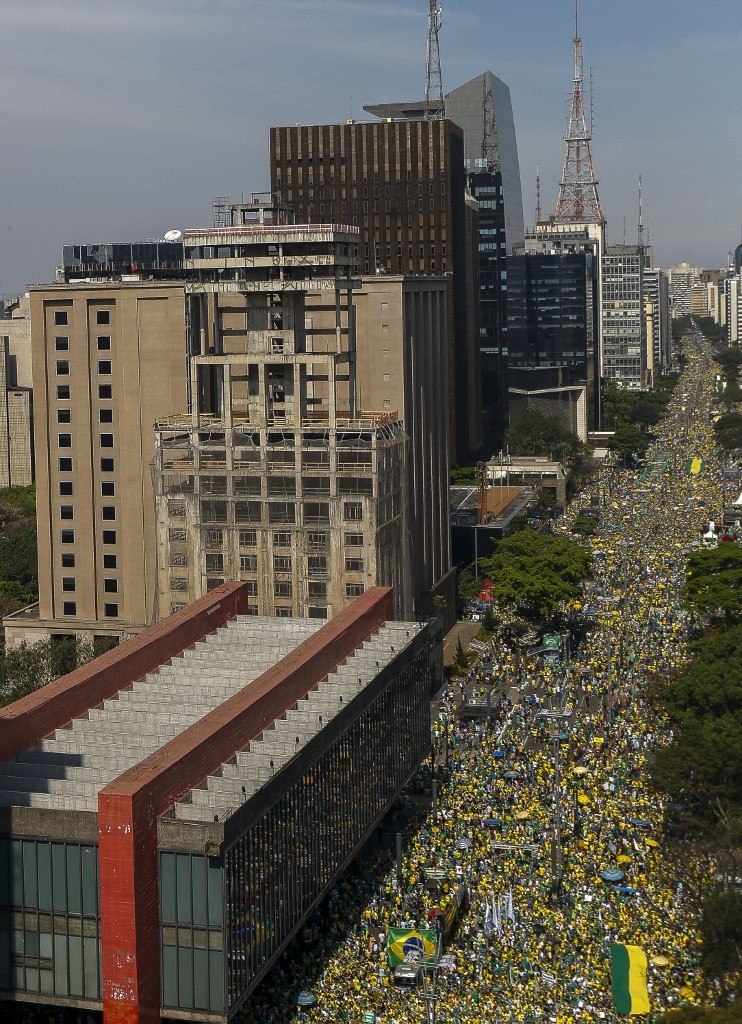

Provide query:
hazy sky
left=1, top=0, right=741, bottom=296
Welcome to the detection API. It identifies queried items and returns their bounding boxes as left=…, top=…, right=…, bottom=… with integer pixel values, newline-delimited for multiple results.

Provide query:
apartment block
left=153, top=202, right=412, bottom=622
left=0, top=296, right=34, bottom=487
left=602, top=244, right=654, bottom=390
left=4, top=283, right=187, bottom=647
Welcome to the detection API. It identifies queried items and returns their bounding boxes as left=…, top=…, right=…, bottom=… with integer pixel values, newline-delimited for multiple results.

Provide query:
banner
left=610, top=943, right=650, bottom=1015
left=386, top=928, right=436, bottom=968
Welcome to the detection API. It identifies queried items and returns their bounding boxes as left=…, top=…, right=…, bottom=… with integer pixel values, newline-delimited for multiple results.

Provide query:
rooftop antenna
left=637, top=174, right=645, bottom=252
left=425, top=0, right=445, bottom=119
left=623, top=217, right=626, bottom=245
left=553, top=0, right=605, bottom=224
left=536, top=165, right=542, bottom=223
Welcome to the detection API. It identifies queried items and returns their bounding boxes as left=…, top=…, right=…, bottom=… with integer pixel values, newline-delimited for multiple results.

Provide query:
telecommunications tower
left=425, top=0, right=444, bottom=119
left=553, top=0, right=604, bottom=223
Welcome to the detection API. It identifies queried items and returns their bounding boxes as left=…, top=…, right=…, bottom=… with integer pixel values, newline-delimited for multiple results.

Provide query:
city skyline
left=1, top=0, right=741, bottom=296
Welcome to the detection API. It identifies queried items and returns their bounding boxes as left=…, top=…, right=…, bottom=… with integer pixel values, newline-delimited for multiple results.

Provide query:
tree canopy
left=503, top=408, right=584, bottom=465
left=684, top=544, right=742, bottom=624
left=612, top=423, right=649, bottom=464
left=714, top=412, right=742, bottom=452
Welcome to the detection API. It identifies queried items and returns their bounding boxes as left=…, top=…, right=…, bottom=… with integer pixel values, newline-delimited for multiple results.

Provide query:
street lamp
left=535, top=709, right=571, bottom=904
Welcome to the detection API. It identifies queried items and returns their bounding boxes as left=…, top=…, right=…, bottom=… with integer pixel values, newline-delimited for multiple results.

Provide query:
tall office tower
left=154, top=198, right=413, bottom=621
left=4, top=263, right=187, bottom=649
left=602, top=243, right=655, bottom=389
left=725, top=274, right=742, bottom=346
left=643, top=268, right=672, bottom=372
left=365, top=72, right=525, bottom=449
left=269, top=118, right=480, bottom=462
left=667, top=262, right=702, bottom=318
left=0, top=296, right=34, bottom=487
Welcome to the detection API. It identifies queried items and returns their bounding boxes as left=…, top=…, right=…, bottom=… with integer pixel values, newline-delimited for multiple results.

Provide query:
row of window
left=203, top=579, right=364, bottom=601
left=52, top=308, right=111, bottom=326
left=205, top=554, right=363, bottom=573
left=62, top=601, right=118, bottom=618
left=58, top=432, right=115, bottom=449
left=60, top=552, right=116, bottom=569
left=56, top=359, right=112, bottom=376
left=54, top=336, right=111, bottom=352
left=60, top=505, right=116, bottom=520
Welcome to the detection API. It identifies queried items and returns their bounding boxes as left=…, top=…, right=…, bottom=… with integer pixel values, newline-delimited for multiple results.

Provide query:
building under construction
left=154, top=197, right=411, bottom=622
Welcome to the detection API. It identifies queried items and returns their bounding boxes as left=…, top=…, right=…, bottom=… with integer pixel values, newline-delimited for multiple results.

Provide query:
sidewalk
left=443, top=620, right=482, bottom=667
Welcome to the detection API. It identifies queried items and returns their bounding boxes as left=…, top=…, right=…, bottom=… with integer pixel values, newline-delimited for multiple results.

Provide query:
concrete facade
left=4, top=283, right=188, bottom=647
left=0, top=296, right=34, bottom=487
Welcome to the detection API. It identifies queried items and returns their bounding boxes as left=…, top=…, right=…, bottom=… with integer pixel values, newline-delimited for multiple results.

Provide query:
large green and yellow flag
left=611, top=943, right=650, bottom=1015
left=386, top=928, right=436, bottom=968
left=685, top=458, right=704, bottom=475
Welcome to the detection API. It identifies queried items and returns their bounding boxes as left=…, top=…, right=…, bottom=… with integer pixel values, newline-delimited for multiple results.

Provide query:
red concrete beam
left=0, top=582, right=249, bottom=763
left=98, top=586, right=394, bottom=1024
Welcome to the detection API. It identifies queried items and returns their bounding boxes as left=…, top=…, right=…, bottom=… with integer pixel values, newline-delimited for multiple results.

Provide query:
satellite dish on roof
left=163, top=229, right=182, bottom=242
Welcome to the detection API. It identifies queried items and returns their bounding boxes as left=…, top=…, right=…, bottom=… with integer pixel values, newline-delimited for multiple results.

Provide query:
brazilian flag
left=611, top=943, right=650, bottom=1015
left=386, top=928, right=436, bottom=968
left=685, top=458, right=704, bottom=475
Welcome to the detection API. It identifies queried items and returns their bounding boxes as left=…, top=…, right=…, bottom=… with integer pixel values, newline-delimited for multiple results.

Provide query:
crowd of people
left=241, top=336, right=727, bottom=1023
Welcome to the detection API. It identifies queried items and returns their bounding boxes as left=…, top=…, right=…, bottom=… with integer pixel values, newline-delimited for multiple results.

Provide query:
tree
left=612, top=423, right=649, bottom=465
left=570, top=514, right=598, bottom=537
left=486, top=528, right=592, bottom=622
left=713, top=347, right=742, bottom=378
left=699, top=883, right=742, bottom=997
left=684, top=544, right=742, bottom=624
left=482, top=604, right=496, bottom=633
left=630, top=395, right=663, bottom=431
left=602, top=378, right=635, bottom=429
left=714, top=412, right=742, bottom=452
left=452, top=636, right=469, bottom=674
left=659, top=1004, right=742, bottom=1023
left=503, top=408, right=584, bottom=465
left=651, top=624, right=742, bottom=829
left=0, top=638, right=97, bottom=708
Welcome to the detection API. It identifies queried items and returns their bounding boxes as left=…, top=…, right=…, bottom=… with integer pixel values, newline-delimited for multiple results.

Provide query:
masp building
left=0, top=584, right=438, bottom=1023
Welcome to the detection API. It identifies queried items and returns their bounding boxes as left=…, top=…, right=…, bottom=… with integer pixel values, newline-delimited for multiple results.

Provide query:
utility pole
left=537, top=709, right=570, bottom=904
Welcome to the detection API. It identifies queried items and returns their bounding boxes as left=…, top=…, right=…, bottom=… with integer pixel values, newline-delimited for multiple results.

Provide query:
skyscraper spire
left=553, top=0, right=604, bottom=224
left=425, top=0, right=444, bottom=119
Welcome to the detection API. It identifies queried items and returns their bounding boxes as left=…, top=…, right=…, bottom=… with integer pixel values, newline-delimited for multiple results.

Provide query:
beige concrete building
left=4, top=283, right=187, bottom=647
left=0, top=295, right=34, bottom=487
left=154, top=202, right=411, bottom=621
left=344, top=276, right=453, bottom=616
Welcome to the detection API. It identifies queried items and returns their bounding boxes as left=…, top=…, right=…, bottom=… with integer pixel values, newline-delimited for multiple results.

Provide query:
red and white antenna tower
left=553, top=0, right=604, bottom=223
left=425, top=0, right=444, bottom=119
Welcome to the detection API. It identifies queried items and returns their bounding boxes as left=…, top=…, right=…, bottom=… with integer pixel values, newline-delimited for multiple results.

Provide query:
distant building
left=667, top=262, right=702, bottom=318
left=602, top=243, right=654, bottom=390
left=643, top=268, right=672, bottom=373
left=269, top=118, right=481, bottom=461
left=365, top=72, right=526, bottom=448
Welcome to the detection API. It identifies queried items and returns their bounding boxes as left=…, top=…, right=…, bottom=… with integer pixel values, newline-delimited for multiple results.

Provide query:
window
left=101, top=481, right=115, bottom=496
left=57, top=385, right=70, bottom=400
left=54, top=310, right=68, bottom=326
left=102, top=530, right=116, bottom=544
left=308, top=581, right=327, bottom=599
left=240, top=554, right=257, bottom=572
left=104, top=579, right=118, bottom=593
left=275, top=606, right=293, bottom=617
left=104, top=603, right=119, bottom=618
left=98, top=360, right=112, bottom=375
left=98, top=384, right=112, bottom=399
left=62, top=577, right=75, bottom=592
left=205, top=553, right=223, bottom=573
left=245, top=580, right=258, bottom=596
left=103, top=553, right=117, bottom=569
left=101, top=506, right=116, bottom=520
left=344, top=532, right=364, bottom=546
left=96, top=309, right=111, bottom=325
left=61, top=529, right=75, bottom=544
left=345, top=557, right=364, bottom=572
left=59, top=481, right=73, bottom=496
left=272, top=531, right=291, bottom=548
left=97, top=336, right=111, bottom=350
left=383, top=373, right=390, bottom=383
left=100, top=458, right=114, bottom=472
left=55, top=337, right=69, bottom=351
left=61, top=553, right=75, bottom=568
left=60, top=505, right=74, bottom=520
left=308, top=554, right=327, bottom=574
left=56, top=360, right=69, bottom=375
left=273, top=555, right=292, bottom=571
left=100, top=433, right=114, bottom=448
left=274, top=580, right=292, bottom=598
left=239, top=529, right=257, bottom=547
left=57, top=409, right=71, bottom=424
left=344, top=502, right=363, bottom=521
left=308, top=530, right=328, bottom=549
left=58, top=457, right=73, bottom=472
left=308, top=607, right=328, bottom=619
left=99, top=408, right=113, bottom=423
left=62, top=601, right=76, bottom=615
left=58, top=433, right=72, bottom=448
left=346, top=583, right=365, bottom=597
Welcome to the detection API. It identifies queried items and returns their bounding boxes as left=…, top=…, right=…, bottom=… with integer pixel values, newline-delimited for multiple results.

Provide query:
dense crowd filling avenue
left=242, top=333, right=726, bottom=1024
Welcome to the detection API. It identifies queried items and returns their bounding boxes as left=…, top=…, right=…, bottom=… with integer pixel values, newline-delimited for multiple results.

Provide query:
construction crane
left=425, top=0, right=444, bottom=120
